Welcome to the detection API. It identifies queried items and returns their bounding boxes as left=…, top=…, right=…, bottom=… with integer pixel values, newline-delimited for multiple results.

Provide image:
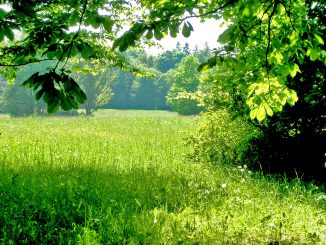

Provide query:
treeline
left=106, top=43, right=210, bottom=113
left=0, top=42, right=211, bottom=116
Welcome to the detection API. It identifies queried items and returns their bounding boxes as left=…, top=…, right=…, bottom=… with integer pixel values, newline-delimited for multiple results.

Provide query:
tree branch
left=54, top=0, right=88, bottom=71
left=0, top=58, right=54, bottom=67
left=280, top=0, right=297, bottom=33
left=266, top=0, right=279, bottom=74
left=180, top=0, right=239, bottom=22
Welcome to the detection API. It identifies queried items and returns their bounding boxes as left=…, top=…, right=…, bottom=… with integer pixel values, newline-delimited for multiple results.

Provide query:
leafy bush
left=165, top=56, right=203, bottom=115
left=166, top=91, right=202, bottom=115
left=187, top=110, right=260, bottom=165
left=242, top=59, right=326, bottom=182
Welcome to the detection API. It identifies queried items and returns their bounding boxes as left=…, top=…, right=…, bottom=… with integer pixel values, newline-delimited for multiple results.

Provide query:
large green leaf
left=0, top=8, right=7, bottom=19
left=4, top=27, right=14, bottom=41
left=182, top=22, right=191, bottom=38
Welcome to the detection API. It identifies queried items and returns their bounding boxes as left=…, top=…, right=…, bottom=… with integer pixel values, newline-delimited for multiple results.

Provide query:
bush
left=167, top=96, right=202, bottom=115
left=187, top=110, right=260, bottom=165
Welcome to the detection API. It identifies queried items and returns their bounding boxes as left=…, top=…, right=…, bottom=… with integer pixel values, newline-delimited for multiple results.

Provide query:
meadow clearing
left=0, top=110, right=325, bottom=244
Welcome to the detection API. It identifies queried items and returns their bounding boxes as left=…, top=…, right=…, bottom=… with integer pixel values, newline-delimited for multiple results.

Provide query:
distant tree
left=0, top=76, right=6, bottom=113
left=195, top=42, right=212, bottom=63
left=166, top=56, right=203, bottom=115
left=193, top=44, right=199, bottom=53
left=154, top=50, right=185, bottom=73
left=107, top=71, right=135, bottom=109
left=77, top=68, right=118, bottom=115
left=2, top=82, right=35, bottom=116
left=183, top=42, right=191, bottom=55
left=132, top=68, right=166, bottom=109
left=175, top=42, right=182, bottom=52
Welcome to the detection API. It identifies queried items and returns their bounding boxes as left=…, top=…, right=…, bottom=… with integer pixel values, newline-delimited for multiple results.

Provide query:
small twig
left=179, top=0, right=239, bottom=22
left=54, top=0, right=88, bottom=71
left=279, top=0, right=297, bottom=33
left=0, top=58, right=54, bottom=67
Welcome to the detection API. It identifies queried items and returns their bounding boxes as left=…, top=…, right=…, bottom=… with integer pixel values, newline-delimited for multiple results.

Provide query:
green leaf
left=91, top=16, right=103, bottom=29
left=218, top=27, right=234, bottom=44
left=119, top=41, right=129, bottom=52
left=288, top=63, right=300, bottom=78
left=287, top=90, right=298, bottom=106
left=297, top=53, right=305, bottom=64
left=309, top=48, right=319, bottom=61
left=197, top=63, right=210, bottom=72
left=264, top=104, right=273, bottom=116
left=169, top=24, right=178, bottom=38
left=112, top=37, right=124, bottom=50
left=67, top=96, right=79, bottom=109
left=103, top=18, right=113, bottom=32
left=187, top=21, right=194, bottom=31
left=22, top=72, right=39, bottom=88
left=250, top=108, right=257, bottom=120
left=154, top=28, right=163, bottom=40
left=4, top=27, right=14, bottom=41
left=35, top=89, right=45, bottom=100
left=314, top=34, right=324, bottom=45
left=0, top=8, right=7, bottom=19
left=0, top=29, right=4, bottom=42
left=80, top=43, right=95, bottom=59
left=69, top=11, right=80, bottom=26
left=182, top=22, right=191, bottom=38
left=61, top=99, right=71, bottom=111
left=256, top=105, right=266, bottom=121
left=274, top=52, right=283, bottom=64
left=47, top=98, right=60, bottom=114
left=145, top=29, right=153, bottom=39
left=242, top=6, right=250, bottom=16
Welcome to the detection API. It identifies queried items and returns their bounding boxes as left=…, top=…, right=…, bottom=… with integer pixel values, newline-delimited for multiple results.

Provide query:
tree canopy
left=0, top=0, right=325, bottom=118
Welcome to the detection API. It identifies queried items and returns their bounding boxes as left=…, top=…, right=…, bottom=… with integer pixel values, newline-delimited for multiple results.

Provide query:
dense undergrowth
left=0, top=110, right=325, bottom=244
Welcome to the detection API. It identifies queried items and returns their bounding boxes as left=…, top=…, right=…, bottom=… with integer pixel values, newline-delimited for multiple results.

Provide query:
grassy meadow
left=0, top=110, right=325, bottom=244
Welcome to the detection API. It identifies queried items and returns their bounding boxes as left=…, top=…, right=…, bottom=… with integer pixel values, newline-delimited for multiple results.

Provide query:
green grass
left=0, top=110, right=325, bottom=244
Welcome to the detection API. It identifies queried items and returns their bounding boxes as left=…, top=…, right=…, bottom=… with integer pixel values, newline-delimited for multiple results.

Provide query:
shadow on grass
left=0, top=165, right=221, bottom=244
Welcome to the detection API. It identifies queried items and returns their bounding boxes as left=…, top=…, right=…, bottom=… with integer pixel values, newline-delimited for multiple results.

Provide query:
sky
left=147, top=18, right=226, bottom=54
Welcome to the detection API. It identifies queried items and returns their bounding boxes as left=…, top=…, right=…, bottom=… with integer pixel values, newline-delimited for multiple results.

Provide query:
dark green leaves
left=0, top=8, right=7, bottom=19
left=181, top=21, right=193, bottom=38
left=77, top=42, right=96, bottom=59
left=2, top=27, right=15, bottom=41
left=22, top=71, right=87, bottom=114
left=197, top=57, right=218, bottom=72
left=113, top=23, right=148, bottom=52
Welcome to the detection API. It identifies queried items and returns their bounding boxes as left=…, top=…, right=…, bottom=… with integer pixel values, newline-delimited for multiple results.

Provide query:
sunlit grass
left=0, top=110, right=325, bottom=244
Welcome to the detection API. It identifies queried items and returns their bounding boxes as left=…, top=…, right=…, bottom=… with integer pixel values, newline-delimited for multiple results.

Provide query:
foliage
left=0, top=111, right=324, bottom=244
left=242, top=58, right=326, bottom=181
left=115, top=0, right=325, bottom=120
left=75, top=67, right=117, bottom=115
left=106, top=47, right=198, bottom=111
left=2, top=81, right=36, bottom=116
left=165, top=55, right=203, bottom=115
left=187, top=110, right=259, bottom=165
left=1, top=0, right=324, bottom=116
left=154, top=49, right=186, bottom=73
left=0, top=0, right=138, bottom=112
left=185, top=2, right=325, bottom=180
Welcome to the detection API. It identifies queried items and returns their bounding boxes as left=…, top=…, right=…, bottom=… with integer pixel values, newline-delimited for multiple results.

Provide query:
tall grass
left=0, top=110, right=325, bottom=244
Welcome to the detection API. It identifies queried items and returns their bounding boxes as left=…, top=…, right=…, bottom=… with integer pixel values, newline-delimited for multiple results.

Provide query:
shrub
left=187, top=110, right=260, bottom=165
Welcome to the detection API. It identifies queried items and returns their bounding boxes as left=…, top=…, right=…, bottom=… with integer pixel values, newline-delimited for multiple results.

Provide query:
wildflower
left=268, top=222, right=276, bottom=228
left=221, top=184, right=227, bottom=188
